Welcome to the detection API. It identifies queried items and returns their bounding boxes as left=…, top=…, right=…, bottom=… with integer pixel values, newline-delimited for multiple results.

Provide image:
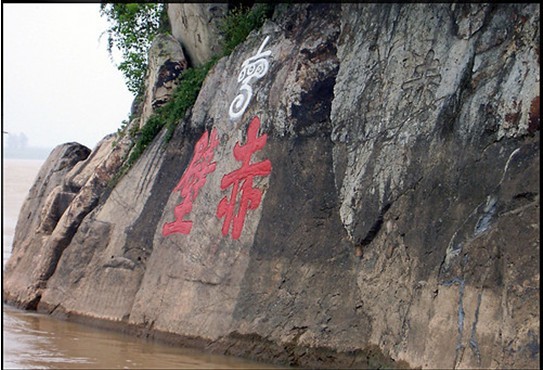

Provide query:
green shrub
left=219, top=4, right=274, bottom=55
left=125, top=115, right=164, bottom=167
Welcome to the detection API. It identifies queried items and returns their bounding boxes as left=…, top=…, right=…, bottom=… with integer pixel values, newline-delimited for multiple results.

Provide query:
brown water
left=2, top=158, right=282, bottom=369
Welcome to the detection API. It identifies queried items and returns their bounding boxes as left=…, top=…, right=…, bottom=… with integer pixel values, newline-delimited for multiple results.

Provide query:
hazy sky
left=2, top=3, right=135, bottom=150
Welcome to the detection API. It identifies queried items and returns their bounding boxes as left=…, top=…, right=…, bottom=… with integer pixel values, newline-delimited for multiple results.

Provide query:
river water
left=2, top=158, right=281, bottom=369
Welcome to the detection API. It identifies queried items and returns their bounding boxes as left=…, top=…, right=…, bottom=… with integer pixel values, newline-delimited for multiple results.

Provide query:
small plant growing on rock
left=219, top=4, right=274, bottom=55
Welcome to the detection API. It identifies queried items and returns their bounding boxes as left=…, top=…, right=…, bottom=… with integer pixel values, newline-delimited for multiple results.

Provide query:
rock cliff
left=3, top=4, right=540, bottom=369
left=167, top=3, right=227, bottom=67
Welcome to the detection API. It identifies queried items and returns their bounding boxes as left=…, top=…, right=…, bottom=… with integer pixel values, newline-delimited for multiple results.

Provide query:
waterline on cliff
left=2, top=304, right=280, bottom=369
left=2, top=158, right=281, bottom=369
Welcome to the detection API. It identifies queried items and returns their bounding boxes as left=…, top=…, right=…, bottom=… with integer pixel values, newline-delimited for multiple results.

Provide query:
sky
left=2, top=3, right=135, bottom=150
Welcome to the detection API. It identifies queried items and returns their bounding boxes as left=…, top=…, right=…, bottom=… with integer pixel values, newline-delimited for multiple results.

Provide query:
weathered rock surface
left=4, top=142, right=90, bottom=309
left=167, top=3, right=227, bottom=67
left=4, top=3, right=539, bottom=369
left=4, top=132, right=135, bottom=310
left=139, top=33, right=189, bottom=127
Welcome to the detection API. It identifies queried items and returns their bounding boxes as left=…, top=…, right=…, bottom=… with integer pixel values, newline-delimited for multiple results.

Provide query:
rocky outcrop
left=4, top=142, right=90, bottom=309
left=4, top=132, right=134, bottom=310
left=167, top=3, right=227, bottom=67
left=4, top=3, right=539, bottom=369
left=139, top=33, right=189, bottom=127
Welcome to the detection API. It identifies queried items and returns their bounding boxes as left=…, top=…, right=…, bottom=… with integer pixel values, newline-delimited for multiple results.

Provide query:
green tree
left=99, top=3, right=167, bottom=95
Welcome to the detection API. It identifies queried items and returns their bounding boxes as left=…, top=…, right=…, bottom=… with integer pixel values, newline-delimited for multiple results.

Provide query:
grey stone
left=167, top=3, right=227, bottom=67
left=139, top=33, right=188, bottom=127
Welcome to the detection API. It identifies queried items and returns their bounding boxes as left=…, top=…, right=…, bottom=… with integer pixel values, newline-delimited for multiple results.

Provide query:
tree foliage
left=99, top=3, right=167, bottom=95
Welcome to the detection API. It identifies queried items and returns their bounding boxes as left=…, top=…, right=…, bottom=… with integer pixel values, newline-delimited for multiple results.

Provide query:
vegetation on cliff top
left=100, top=3, right=169, bottom=95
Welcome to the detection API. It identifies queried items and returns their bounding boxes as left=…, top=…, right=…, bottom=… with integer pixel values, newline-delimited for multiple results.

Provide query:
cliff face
left=3, top=4, right=540, bottom=369
left=167, top=3, right=227, bottom=67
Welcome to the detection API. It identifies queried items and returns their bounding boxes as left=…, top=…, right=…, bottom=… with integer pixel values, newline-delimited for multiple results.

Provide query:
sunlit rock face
left=167, top=3, right=227, bottom=67
left=4, top=3, right=539, bottom=369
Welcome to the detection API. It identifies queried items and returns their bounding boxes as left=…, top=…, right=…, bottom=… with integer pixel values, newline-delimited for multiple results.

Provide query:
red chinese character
left=162, top=129, right=219, bottom=236
left=217, top=116, right=272, bottom=239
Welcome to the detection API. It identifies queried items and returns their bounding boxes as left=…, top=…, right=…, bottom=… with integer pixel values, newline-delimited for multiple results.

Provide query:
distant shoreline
left=2, top=147, right=53, bottom=160
left=3, top=158, right=45, bottom=163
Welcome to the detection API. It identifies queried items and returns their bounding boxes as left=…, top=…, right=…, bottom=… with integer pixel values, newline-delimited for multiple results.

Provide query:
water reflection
left=3, top=305, right=280, bottom=369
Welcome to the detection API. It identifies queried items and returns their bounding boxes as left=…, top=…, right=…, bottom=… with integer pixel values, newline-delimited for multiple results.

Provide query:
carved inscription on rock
left=217, top=116, right=272, bottom=240
left=162, top=129, right=219, bottom=236
left=163, top=117, right=272, bottom=240
left=229, top=36, right=272, bottom=120
left=401, top=50, right=442, bottom=121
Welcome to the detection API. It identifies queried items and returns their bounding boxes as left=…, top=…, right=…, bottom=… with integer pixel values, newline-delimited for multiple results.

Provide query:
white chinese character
left=229, top=36, right=272, bottom=120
